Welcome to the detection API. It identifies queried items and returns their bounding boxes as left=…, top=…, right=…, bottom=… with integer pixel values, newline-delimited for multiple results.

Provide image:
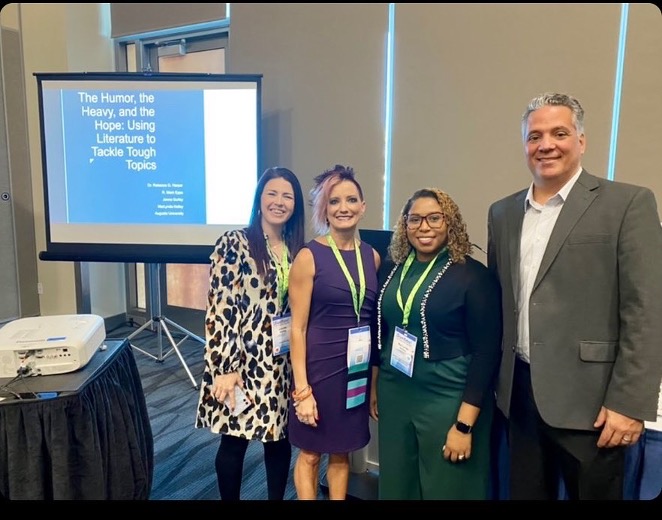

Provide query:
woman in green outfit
left=369, top=188, right=502, bottom=500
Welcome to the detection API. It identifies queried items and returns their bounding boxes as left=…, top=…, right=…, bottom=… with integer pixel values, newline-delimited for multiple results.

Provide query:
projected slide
left=54, top=89, right=205, bottom=224
left=44, top=87, right=256, bottom=227
left=36, top=73, right=261, bottom=261
left=36, top=73, right=262, bottom=262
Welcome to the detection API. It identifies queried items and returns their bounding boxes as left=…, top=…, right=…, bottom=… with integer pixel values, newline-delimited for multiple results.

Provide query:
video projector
left=0, top=314, right=106, bottom=378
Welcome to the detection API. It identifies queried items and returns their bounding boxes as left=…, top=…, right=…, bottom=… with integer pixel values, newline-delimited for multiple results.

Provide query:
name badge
left=272, top=314, right=291, bottom=356
left=347, top=325, right=371, bottom=369
left=390, top=326, right=417, bottom=377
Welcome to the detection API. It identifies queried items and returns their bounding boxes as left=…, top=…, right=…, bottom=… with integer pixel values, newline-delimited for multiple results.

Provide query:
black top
left=372, top=254, right=503, bottom=406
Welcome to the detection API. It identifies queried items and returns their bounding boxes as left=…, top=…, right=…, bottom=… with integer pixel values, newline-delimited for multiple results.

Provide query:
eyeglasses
left=405, top=212, right=444, bottom=230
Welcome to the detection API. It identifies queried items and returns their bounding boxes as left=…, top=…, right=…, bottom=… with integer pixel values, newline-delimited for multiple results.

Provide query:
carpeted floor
left=108, top=322, right=327, bottom=500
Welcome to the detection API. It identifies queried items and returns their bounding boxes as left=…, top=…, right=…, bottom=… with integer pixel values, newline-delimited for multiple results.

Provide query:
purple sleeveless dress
left=288, top=239, right=378, bottom=453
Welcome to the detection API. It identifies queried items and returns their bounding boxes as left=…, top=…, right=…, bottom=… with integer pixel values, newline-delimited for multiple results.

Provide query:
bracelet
left=292, top=384, right=312, bottom=402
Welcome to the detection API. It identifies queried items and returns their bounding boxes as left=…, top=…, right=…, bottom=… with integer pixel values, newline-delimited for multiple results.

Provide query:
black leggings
left=215, top=434, right=292, bottom=500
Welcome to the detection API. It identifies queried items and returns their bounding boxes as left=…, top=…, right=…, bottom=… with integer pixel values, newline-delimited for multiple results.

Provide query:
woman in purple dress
left=288, top=165, right=380, bottom=499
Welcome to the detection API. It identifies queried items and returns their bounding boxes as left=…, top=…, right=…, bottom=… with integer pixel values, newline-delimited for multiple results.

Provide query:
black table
left=0, top=339, right=153, bottom=499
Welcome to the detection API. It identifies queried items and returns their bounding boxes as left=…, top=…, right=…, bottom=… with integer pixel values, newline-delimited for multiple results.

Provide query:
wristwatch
left=455, top=420, right=473, bottom=434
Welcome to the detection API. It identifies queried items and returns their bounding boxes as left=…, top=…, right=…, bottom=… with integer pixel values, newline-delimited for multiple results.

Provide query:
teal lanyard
left=396, top=248, right=446, bottom=328
left=265, top=237, right=290, bottom=314
left=326, top=234, right=365, bottom=324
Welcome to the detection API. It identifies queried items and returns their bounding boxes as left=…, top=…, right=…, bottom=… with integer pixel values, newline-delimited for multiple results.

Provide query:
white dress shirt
left=516, top=168, right=582, bottom=362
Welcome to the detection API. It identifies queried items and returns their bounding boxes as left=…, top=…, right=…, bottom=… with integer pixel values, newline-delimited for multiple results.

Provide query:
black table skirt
left=0, top=341, right=153, bottom=499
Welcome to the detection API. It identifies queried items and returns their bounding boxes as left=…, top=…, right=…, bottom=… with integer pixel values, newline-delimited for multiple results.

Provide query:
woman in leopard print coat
left=195, top=167, right=305, bottom=500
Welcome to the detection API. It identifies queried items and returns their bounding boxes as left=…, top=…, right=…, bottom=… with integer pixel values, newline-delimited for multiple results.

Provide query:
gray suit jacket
left=487, top=170, right=662, bottom=430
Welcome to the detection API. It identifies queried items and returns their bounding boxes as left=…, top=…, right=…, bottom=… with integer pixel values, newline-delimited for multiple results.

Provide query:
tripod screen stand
left=128, top=263, right=204, bottom=389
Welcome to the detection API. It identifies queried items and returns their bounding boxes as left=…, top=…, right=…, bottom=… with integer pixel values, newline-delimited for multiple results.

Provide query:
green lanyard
left=326, top=234, right=365, bottom=324
left=265, top=237, right=290, bottom=313
left=396, top=247, right=446, bottom=328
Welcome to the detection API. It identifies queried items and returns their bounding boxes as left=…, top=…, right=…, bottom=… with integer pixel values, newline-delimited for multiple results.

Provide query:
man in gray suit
left=487, top=92, right=662, bottom=500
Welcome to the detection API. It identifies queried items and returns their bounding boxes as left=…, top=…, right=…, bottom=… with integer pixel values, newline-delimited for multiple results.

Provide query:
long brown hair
left=245, top=167, right=305, bottom=279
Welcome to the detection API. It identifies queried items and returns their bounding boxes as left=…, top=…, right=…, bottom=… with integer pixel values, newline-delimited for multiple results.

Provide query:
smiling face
left=405, top=196, right=448, bottom=262
left=260, top=177, right=295, bottom=232
left=524, top=105, right=585, bottom=193
left=326, top=179, right=365, bottom=233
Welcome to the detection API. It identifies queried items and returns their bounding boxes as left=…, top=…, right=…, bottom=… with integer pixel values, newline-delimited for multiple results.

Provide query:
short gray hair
left=521, top=92, right=585, bottom=140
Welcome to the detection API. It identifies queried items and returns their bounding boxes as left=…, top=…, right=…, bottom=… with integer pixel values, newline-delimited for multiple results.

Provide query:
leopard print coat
left=195, top=229, right=291, bottom=441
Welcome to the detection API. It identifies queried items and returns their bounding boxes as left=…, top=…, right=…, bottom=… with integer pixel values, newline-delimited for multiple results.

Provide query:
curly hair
left=309, top=164, right=364, bottom=236
left=388, top=188, right=472, bottom=264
